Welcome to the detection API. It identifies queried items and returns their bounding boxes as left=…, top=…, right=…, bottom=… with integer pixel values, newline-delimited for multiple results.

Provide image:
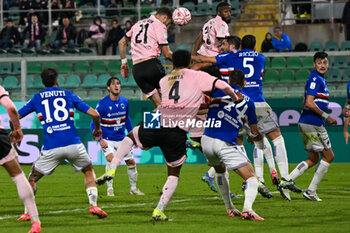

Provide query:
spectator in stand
left=79, top=0, right=110, bottom=8
left=0, top=19, right=21, bottom=49
left=54, top=16, right=76, bottom=49
left=342, top=0, right=350, bottom=41
left=124, top=20, right=132, bottom=33
left=103, top=19, right=125, bottom=55
left=31, top=0, right=48, bottom=25
left=23, top=14, right=46, bottom=51
left=84, top=16, right=106, bottom=55
left=19, top=0, right=31, bottom=26
left=272, top=26, right=292, bottom=52
left=261, top=32, right=274, bottom=52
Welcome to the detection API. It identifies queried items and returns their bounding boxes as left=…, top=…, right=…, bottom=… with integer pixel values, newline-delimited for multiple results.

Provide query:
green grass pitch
left=0, top=163, right=349, bottom=233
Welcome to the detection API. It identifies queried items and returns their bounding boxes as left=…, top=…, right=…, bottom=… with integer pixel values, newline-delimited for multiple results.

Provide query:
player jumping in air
left=192, top=35, right=302, bottom=201
left=0, top=85, right=41, bottom=233
left=118, top=7, right=173, bottom=107
left=96, top=50, right=238, bottom=221
left=93, top=77, right=144, bottom=196
left=287, top=52, right=337, bottom=201
left=192, top=2, right=231, bottom=77
left=17, top=68, right=108, bottom=220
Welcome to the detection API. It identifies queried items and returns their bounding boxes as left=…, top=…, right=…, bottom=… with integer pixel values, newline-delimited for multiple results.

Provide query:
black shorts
left=138, top=124, right=187, bottom=163
left=132, top=58, right=166, bottom=95
left=200, top=66, right=221, bottom=79
left=0, top=129, right=12, bottom=160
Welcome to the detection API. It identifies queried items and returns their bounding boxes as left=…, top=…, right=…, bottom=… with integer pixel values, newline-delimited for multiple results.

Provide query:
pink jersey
left=189, top=96, right=207, bottom=138
left=158, top=69, right=216, bottom=132
left=0, top=85, right=9, bottom=129
left=126, top=15, right=168, bottom=62
left=197, top=16, right=229, bottom=56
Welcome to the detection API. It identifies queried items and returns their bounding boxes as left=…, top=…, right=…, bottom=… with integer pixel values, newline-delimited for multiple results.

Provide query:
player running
left=0, top=85, right=41, bottom=233
left=17, top=68, right=108, bottom=220
left=192, top=2, right=231, bottom=77
left=202, top=69, right=264, bottom=220
left=96, top=50, right=238, bottom=221
left=192, top=35, right=302, bottom=201
left=93, top=77, right=144, bottom=196
left=118, top=7, right=173, bottom=107
left=287, top=52, right=337, bottom=201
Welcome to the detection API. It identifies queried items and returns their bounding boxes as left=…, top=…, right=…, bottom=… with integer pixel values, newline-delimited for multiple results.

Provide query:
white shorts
left=298, top=123, right=332, bottom=152
left=255, top=102, right=279, bottom=134
left=35, top=143, right=91, bottom=175
left=101, top=140, right=133, bottom=161
left=201, top=135, right=250, bottom=170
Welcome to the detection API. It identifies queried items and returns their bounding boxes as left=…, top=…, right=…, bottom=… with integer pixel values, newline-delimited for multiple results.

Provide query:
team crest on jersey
left=121, top=103, right=125, bottom=109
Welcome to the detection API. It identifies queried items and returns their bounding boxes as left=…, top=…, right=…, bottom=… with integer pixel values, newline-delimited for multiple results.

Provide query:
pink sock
left=156, top=176, right=179, bottom=212
left=12, top=172, right=40, bottom=222
left=111, top=137, right=134, bottom=167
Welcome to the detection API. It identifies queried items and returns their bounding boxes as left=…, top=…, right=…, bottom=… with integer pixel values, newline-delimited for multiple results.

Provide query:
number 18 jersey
left=18, top=87, right=91, bottom=150
left=126, top=15, right=168, bottom=62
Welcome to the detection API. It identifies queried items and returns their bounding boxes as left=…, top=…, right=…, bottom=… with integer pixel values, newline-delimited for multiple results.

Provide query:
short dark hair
left=107, top=76, right=120, bottom=87
left=226, top=35, right=241, bottom=50
left=241, top=35, right=256, bottom=50
left=41, top=68, right=58, bottom=87
left=313, top=51, right=328, bottom=62
left=274, top=26, right=281, bottom=31
left=173, top=50, right=191, bottom=68
left=112, top=19, right=118, bottom=24
left=6, top=18, right=13, bottom=23
left=156, top=7, right=172, bottom=19
left=229, top=69, right=245, bottom=88
left=216, top=2, right=231, bottom=13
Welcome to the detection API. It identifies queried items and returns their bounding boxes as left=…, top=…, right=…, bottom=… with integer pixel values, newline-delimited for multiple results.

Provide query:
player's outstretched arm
left=86, top=108, right=102, bottom=140
left=161, top=45, right=173, bottom=61
left=119, top=36, right=130, bottom=78
left=192, top=31, right=203, bottom=56
left=192, top=55, right=217, bottom=63
left=214, top=79, right=238, bottom=101
left=1, top=95, right=23, bottom=145
left=305, top=95, right=337, bottom=125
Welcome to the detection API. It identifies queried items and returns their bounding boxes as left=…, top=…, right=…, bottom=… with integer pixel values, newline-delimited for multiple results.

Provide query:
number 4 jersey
left=126, top=14, right=168, bottom=62
left=18, top=87, right=91, bottom=150
left=158, top=68, right=217, bottom=132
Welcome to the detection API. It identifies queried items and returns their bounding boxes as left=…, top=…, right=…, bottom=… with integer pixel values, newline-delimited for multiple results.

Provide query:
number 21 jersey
left=18, top=87, right=91, bottom=150
left=126, top=15, right=168, bottom=62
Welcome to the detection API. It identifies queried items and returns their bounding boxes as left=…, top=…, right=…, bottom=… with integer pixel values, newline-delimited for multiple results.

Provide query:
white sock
left=207, top=167, right=216, bottom=178
left=272, top=136, right=291, bottom=180
left=308, top=160, right=330, bottom=192
left=106, top=162, right=114, bottom=190
left=216, top=172, right=234, bottom=211
left=86, top=187, right=98, bottom=206
left=290, top=161, right=309, bottom=181
left=12, top=172, right=40, bottom=223
left=127, top=165, right=138, bottom=190
left=263, top=137, right=276, bottom=173
left=243, top=177, right=259, bottom=211
left=156, top=176, right=178, bottom=212
left=253, top=147, right=264, bottom=183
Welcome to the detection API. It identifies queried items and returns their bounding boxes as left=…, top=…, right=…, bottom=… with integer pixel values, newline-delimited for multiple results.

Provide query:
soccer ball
left=172, top=8, right=191, bottom=26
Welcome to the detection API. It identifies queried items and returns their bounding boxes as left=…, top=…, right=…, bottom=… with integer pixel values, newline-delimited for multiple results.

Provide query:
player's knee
left=28, top=167, right=43, bottom=184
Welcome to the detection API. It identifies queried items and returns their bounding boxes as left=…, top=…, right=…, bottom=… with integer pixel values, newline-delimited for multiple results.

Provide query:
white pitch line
left=0, top=188, right=348, bottom=221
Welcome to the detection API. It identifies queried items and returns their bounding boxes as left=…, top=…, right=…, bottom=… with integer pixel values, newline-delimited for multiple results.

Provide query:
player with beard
left=191, top=2, right=231, bottom=78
